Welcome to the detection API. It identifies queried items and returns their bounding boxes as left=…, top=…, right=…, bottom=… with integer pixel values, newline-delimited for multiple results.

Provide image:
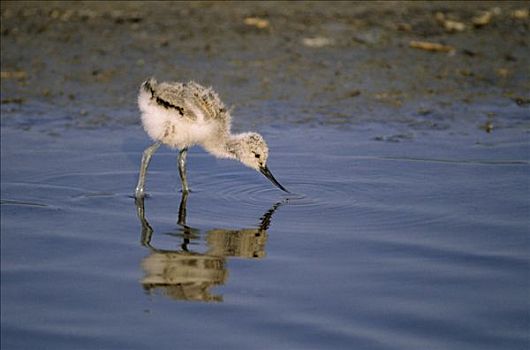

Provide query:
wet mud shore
left=1, top=1, right=529, bottom=133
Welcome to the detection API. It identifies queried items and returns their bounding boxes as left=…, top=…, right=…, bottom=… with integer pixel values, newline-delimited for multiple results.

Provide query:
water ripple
left=0, top=199, right=50, bottom=208
left=190, top=168, right=362, bottom=215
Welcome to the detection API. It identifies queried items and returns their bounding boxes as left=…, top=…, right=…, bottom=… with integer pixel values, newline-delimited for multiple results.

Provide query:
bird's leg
left=135, top=142, right=160, bottom=198
left=178, top=147, right=189, bottom=193
left=177, top=191, right=189, bottom=226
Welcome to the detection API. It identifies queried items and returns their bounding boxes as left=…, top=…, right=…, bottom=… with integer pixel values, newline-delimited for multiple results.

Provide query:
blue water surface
left=1, top=120, right=528, bottom=350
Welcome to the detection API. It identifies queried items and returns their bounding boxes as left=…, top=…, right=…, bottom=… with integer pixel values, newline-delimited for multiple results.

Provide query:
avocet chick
left=135, top=78, right=288, bottom=197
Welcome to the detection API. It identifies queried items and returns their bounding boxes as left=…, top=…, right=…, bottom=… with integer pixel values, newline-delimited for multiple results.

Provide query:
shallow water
left=1, top=120, right=528, bottom=350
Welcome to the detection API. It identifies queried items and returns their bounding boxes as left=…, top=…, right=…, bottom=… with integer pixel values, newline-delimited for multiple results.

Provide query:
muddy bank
left=1, top=1, right=529, bottom=132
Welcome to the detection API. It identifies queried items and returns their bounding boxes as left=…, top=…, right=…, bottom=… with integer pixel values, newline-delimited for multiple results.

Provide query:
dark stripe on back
left=155, top=96, right=185, bottom=116
left=143, top=80, right=155, bottom=97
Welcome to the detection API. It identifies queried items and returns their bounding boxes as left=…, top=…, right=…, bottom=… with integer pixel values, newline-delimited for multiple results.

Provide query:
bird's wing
left=154, top=83, right=197, bottom=121
left=146, top=79, right=230, bottom=123
left=184, top=82, right=229, bottom=122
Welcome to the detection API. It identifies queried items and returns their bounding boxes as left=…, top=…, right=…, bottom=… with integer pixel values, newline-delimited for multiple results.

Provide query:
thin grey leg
left=178, top=147, right=189, bottom=193
left=135, top=142, right=160, bottom=198
left=177, top=191, right=189, bottom=226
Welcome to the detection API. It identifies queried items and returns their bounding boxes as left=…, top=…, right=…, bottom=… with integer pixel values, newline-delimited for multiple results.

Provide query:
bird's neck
left=203, top=134, right=241, bottom=160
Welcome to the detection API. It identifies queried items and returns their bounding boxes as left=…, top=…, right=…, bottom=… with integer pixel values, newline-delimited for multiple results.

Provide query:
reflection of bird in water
left=134, top=78, right=288, bottom=197
left=135, top=193, right=284, bottom=302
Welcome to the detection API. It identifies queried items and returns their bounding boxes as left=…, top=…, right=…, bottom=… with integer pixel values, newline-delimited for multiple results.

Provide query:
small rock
left=512, top=9, right=529, bottom=20
left=443, top=19, right=466, bottom=32
left=346, top=89, right=361, bottom=98
left=302, top=36, right=334, bottom=48
left=244, top=17, right=269, bottom=29
left=472, top=11, right=492, bottom=27
left=1, top=97, right=25, bottom=104
left=435, top=12, right=466, bottom=32
left=496, top=68, right=510, bottom=78
left=0, top=71, right=27, bottom=80
left=409, top=40, right=455, bottom=53
left=396, top=23, right=412, bottom=32
left=462, top=49, right=478, bottom=57
left=512, top=97, right=530, bottom=106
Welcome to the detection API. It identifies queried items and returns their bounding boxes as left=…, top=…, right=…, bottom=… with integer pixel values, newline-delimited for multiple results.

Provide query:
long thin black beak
left=260, top=165, right=289, bottom=193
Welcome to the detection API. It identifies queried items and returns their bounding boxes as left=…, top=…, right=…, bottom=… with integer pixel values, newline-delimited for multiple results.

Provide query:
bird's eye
left=254, top=153, right=261, bottom=159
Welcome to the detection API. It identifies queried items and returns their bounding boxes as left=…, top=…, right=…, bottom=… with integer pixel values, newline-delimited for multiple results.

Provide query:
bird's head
left=231, top=132, right=288, bottom=192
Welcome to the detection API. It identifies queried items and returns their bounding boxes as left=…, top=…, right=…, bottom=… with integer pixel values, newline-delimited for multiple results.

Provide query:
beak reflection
left=259, top=165, right=289, bottom=193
